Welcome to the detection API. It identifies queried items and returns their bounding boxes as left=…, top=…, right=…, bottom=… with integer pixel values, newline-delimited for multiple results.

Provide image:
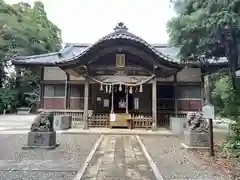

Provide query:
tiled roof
left=12, top=22, right=228, bottom=66
left=55, top=23, right=180, bottom=67
left=12, top=43, right=181, bottom=66
left=12, top=23, right=182, bottom=66
left=12, top=43, right=88, bottom=65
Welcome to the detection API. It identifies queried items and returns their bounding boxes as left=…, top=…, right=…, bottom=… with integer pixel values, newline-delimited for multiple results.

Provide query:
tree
left=167, top=0, right=240, bottom=60
left=0, top=1, right=62, bottom=113
left=211, top=75, right=240, bottom=156
left=167, top=0, right=240, bottom=156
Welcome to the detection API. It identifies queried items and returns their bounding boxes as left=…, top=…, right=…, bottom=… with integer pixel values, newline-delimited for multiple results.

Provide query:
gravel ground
left=195, top=131, right=240, bottom=179
left=0, top=134, right=100, bottom=180
left=140, top=135, right=231, bottom=180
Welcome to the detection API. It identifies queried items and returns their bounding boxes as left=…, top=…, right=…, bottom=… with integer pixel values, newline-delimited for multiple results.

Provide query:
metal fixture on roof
left=114, top=22, right=128, bottom=31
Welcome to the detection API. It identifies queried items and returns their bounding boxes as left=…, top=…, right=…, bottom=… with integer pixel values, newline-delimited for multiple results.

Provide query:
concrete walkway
left=0, top=114, right=229, bottom=136
left=0, top=115, right=35, bottom=131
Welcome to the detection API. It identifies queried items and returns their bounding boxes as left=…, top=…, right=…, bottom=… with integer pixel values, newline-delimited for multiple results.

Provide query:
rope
left=84, top=74, right=155, bottom=86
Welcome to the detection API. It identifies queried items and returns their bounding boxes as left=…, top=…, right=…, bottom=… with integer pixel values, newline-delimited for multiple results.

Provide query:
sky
left=6, top=0, right=176, bottom=44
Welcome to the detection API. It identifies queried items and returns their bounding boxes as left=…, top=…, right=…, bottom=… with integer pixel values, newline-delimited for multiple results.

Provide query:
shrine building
left=12, top=22, right=226, bottom=129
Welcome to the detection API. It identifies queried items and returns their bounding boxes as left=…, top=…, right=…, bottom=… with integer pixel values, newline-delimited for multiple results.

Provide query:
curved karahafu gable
left=12, top=23, right=181, bottom=69
left=56, top=22, right=182, bottom=71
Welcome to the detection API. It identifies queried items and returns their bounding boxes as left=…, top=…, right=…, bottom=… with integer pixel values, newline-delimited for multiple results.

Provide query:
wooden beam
left=89, top=65, right=150, bottom=72
left=41, top=80, right=86, bottom=84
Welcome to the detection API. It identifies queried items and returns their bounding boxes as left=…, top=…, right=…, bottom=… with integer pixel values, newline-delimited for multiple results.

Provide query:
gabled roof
left=12, top=22, right=229, bottom=68
left=55, top=22, right=180, bottom=68
left=13, top=43, right=181, bottom=66
left=12, top=23, right=181, bottom=67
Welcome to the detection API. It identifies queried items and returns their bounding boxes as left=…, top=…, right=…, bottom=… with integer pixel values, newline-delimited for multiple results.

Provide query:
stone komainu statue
left=186, top=111, right=209, bottom=132
left=30, top=112, right=54, bottom=132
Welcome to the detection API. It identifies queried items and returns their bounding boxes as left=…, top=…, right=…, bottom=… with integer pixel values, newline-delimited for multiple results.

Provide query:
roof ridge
left=64, top=42, right=172, bottom=47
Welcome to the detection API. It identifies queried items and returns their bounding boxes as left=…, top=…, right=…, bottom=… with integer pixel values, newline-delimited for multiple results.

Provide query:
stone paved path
left=81, top=135, right=156, bottom=180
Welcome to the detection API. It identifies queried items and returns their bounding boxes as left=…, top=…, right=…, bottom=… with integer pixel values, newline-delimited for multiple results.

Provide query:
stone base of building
left=22, top=131, right=59, bottom=150
left=184, top=130, right=210, bottom=147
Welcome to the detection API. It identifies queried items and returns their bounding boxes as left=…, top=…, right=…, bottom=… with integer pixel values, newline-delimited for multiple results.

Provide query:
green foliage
left=167, top=0, right=240, bottom=60
left=211, top=75, right=240, bottom=117
left=211, top=75, right=240, bottom=156
left=168, top=0, right=240, bottom=156
left=223, top=122, right=240, bottom=157
left=24, top=85, right=40, bottom=107
left=0, top=1, right=62, bottom=113
left=0, top=88, right=18, bottom=113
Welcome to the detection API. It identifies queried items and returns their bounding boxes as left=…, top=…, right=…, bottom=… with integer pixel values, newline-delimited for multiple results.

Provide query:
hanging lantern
left=139, top=84, right=143, bottom=92
left=119, top=84, right=122, bottom=91
left=129, top=87, right=133, bottom=94
left=105, top=85, right=108, bottom=93
left=100, top=83, right=103, bottom=91
left=109, top=85, right=112, bottom=93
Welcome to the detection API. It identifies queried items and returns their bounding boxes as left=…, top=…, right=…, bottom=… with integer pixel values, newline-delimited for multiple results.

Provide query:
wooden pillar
left=83, top=78, right=89, bottom=129
left=64, top=73, right=70, bottom=109
left=174, top=74, right=178, bottom=116
left=40, top=67, right=44, bottom=109
left=152, top=77, right=157, bottom=130
left=201, top=69, right=205, bottom=107
left=15, top=66, right=21, bottom=88
left=92, top=83, right=96, bottom=113
left=111, top=85, right=114, bottom=113
left=126, top=87, right=129, bottom=114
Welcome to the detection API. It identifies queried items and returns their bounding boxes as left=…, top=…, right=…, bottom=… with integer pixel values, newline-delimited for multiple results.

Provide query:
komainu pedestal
left=22, top=112, right=59, bottom=150
left=184, top=131, right=209, bottom=147
left=181, top=112, right=210, bottom=150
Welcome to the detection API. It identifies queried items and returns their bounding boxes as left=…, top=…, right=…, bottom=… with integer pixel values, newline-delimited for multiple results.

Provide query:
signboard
left=202, top=103, right=215, bottom=119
